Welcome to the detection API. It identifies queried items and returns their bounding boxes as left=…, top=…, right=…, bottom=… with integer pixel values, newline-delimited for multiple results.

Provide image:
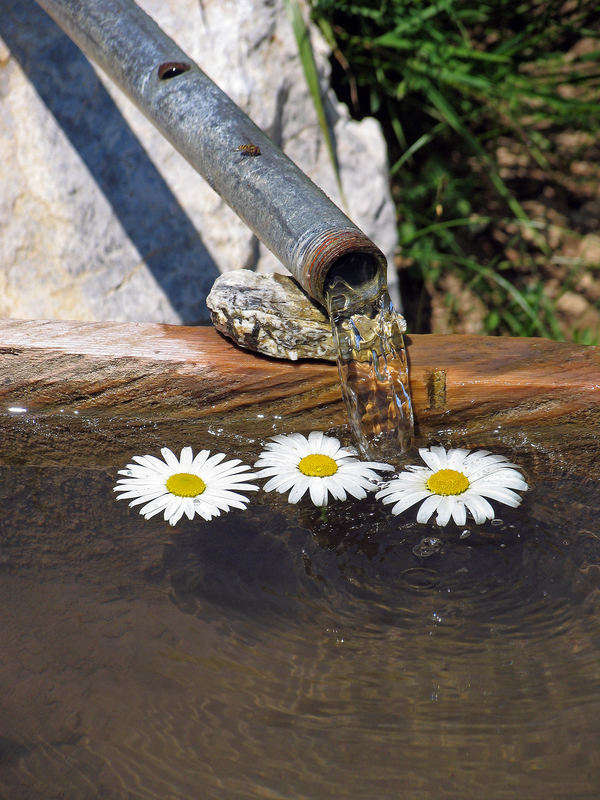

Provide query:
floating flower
left=376, top=445, right=528, bottom=526
left=254, top=431, right=393, bottom=506
left=114, top=446, right=258, bottom=525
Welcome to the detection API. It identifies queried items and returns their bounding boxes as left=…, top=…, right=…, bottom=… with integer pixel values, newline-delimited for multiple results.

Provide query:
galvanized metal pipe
left=34, top=0, right=387, bottom=306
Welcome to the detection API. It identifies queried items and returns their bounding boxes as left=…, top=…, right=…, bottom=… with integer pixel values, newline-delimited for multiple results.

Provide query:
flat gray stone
left=207, top=270, right=336, bottom=361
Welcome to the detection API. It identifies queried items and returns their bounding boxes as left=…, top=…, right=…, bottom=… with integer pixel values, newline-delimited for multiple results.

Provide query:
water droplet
left=413, top=536, right=443, bottom=558
left=460, top=529, right=471, bottom=539
left=491, top=518, right=503, bottom=526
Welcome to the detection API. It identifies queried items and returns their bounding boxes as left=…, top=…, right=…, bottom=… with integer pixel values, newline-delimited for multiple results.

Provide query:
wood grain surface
left=0, top=319, right=597, bottom=466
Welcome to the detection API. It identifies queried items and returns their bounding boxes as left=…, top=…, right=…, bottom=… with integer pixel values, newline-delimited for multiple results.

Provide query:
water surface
left=0, top=444, right=599, bottom=799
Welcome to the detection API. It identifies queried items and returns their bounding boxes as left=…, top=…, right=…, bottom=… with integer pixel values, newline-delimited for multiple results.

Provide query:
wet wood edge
left=0, top=319, right=598, bottom=466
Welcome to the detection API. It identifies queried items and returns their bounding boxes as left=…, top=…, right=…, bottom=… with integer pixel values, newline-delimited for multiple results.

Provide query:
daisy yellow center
left=165, top=472, right=206, bottom=498
left=427, top=468, right=469, bottom=496
left=298, top=453, right=338, bottom=478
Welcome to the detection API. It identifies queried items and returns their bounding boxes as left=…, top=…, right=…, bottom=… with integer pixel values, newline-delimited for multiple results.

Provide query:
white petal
left=376, top=474, right=428, bottom=498
left=416, top=494, right=442, bottom=523
left=445, top=448, right=470, bottom=468
left=141, top=505, right=164, bottom=520
left=419, top=446, right=446, bottom=472
left=215, top=494, right=251, bottom=511
left=389, top=491, right=432, bottom=516
left=280, top=433, right=308, bottom=451
left=307, top=431, right=325, bottom=451
left=191, top=449, right=211, bottom=469
left=343, top=482, right=367, bottom=501
left=114, top=483, right=158, bottom=496
left=184, top=499, right=196, bottom=520
left=462, top=493, right=495, bottom=524
left=222, top=481, right=258, bottom=493
left=194, top=502, right=216, bottom=521
left=325, top=476, right=348, bottom=501
left=388, top=474, right=429, bottom=492
left=160, top=448, right=180, bottom=469
left=125, top=490, right=168, bottom=507
left=139, top=495, right=169, bottom=517
left=309, top=479, right=327, bottom=506
left=334, top=444, right=358, bottom=459
left=288, top=476, right=310, bottom=504
left=167, top=505, right=185, bottom=526
left=263, top=473, right=301, bottom=493
left=253, top=465, right=283, bottom=479
left=179, top=447, right=194, bottom=469
left=434, top=496, right=453, bottom=526
left=214, top=458, right=245, bottom=475
left=203, top=452, right=228, bottom=470
left=475, top=486, right=523, bottom=507
left=473, top=469, right=528, bottom=491
left=451, top=499, right=467, bottom=526
left=363, top=460, right=395, bottom=473
left=130, top=454, right=169, bottom=474
left=467, top=462, right=510, bottom=482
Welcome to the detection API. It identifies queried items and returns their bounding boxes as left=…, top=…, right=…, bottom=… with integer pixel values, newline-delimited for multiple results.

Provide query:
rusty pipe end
left=293, top=227, right=387, bottom=308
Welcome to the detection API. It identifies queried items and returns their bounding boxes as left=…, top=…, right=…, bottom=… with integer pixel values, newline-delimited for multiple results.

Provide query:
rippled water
left=1, top=445, right=600, bottom=798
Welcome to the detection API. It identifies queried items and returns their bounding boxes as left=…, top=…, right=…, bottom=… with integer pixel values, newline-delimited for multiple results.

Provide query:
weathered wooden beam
left=0, top=319, right=597, bottom=466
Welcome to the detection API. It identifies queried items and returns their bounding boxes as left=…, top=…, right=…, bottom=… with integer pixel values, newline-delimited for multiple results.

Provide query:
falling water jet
left=325, top=254, right=414, bottom=461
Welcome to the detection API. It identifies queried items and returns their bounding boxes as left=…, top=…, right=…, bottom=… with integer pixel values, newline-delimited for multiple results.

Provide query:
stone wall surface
left=0, top=0, right=398, bottom=324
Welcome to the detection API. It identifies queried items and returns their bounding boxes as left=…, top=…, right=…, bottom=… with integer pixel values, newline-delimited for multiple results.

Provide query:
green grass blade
left=284, top=0, right=346, bottom=207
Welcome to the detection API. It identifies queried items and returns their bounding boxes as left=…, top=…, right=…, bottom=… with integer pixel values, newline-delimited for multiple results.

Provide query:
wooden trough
left=0, top=318, right=597, bottom=470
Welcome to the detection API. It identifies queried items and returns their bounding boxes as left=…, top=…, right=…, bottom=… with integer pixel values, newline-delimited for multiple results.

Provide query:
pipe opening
left=157, top=61, right=191, bottom=80
left=324, top=251, right=384, bottom=302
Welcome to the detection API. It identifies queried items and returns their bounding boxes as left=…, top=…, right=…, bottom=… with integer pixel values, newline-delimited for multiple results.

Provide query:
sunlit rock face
left=207, top=270, right=337, bottom=361
left=206, top=270, right=407, bottom=361
left=0, top=0, right=398, bottom=324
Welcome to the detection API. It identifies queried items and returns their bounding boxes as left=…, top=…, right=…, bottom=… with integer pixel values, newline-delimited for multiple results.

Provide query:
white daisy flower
left=253, top=431, right=394, bottom=506
left=114, top=446, right=258, bottom=526
left=376, top=445, right=528, bottom=526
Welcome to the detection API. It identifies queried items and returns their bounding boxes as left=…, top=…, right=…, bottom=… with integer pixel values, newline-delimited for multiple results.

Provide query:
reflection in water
left=0, top=464, right=599, bottom=798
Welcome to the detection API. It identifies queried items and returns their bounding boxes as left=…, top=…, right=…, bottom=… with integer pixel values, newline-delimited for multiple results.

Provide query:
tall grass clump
left=311, top=0, right=600, bottom=341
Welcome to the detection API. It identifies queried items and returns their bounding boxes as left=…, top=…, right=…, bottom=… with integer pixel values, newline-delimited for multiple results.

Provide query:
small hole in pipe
left=158, top=61, right=191, bottom=80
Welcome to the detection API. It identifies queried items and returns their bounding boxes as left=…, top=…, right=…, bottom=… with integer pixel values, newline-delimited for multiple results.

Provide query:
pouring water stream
left=325, top=269, right=414, bottom=462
